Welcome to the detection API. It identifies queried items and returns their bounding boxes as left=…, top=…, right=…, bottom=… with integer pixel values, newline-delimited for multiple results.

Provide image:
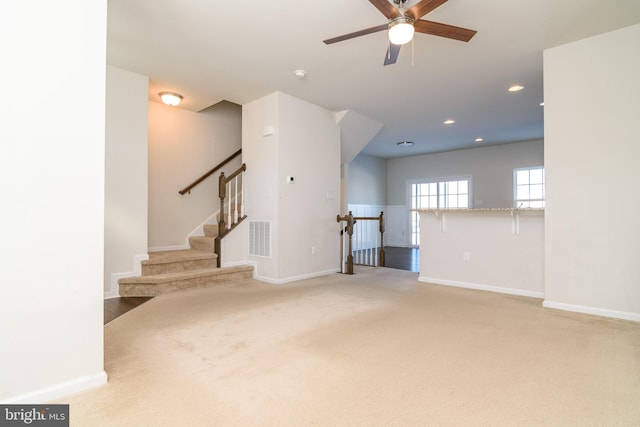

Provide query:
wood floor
left=381, top=246, right=420, bottom=272
left=104, top=246, right=419, bottom=324
left=104, top=297, right=152, bottom=325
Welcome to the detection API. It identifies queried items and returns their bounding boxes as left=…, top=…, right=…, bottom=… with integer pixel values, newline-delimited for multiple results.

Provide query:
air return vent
left=249, top=221, right=271, bottom=258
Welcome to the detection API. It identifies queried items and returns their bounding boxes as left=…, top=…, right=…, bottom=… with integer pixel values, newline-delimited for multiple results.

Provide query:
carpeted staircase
left=119, top=222, right=253, bottom=297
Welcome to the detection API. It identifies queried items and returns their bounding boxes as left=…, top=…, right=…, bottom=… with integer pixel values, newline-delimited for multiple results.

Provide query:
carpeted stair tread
left=118, top=265, right=254, bottom=297
left=189, top=236, right=215, bottom=252
left=145, top=249, right=217, bottom=264
left=120, top=265, right=252, bottom=284
left=142, top=249, right=218, bottom=275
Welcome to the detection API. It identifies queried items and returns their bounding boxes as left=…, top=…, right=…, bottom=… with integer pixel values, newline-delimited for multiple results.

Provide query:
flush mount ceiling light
left=508, top=84, right=524, bottom=92
left=397, top=141, right=414, bottom=147
left=294, top=69, right=307, bottom=79
left=443, top=119, right=456, bottom=125
left=159, top=92, right=183, bottom=106
left=475, top=138, right=484, bottom=143
left=388, top=16, right=415, bottom=45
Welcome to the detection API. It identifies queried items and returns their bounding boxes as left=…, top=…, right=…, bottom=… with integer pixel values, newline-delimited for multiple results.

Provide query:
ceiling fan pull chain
left=412, top=37, right=415, bottom=67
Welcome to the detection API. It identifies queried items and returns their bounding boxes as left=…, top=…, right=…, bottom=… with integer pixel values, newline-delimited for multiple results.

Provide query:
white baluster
left=365, top=220, right=369, bottom=265
left=227, top=181, right=233, bottom=228
left=240, top=173, right=245, bottom=218
left=375, top=225, right=379, bottom=266
left=234, top=176, right=238, bottom=223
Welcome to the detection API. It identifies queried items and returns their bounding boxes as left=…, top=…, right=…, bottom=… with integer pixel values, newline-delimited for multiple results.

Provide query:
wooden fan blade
left=323, top=23, right=388, bottom=45
left=369, top=0, right=401, bottom=19
left=406, top=0, right=448, bottom=21
left=414, top=19, right=477, bottom=42
left=384, top=43, right=402, bottom=66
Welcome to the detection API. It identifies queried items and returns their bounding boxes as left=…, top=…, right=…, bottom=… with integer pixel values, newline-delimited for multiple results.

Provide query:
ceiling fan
left=323, top=0, right=477, bottom=66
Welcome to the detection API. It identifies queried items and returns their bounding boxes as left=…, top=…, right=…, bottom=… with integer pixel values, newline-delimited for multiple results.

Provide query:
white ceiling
left=107, top=0, right=640, bottom=159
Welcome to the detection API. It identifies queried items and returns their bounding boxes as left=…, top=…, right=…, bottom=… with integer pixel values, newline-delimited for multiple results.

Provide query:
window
left=410, top=177, right=470, bottom=246
left=514, top=167, right=545, bottom=208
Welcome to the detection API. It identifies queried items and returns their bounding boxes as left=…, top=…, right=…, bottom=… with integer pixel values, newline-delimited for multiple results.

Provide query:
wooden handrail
left=178, top=148, right=242, bottom=195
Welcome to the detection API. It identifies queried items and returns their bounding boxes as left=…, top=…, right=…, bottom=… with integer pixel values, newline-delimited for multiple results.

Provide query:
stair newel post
left=346, top=211, right=354, bottom=274
left=218, top=171, right=227, bottom=233
left=379, top=211, right=385, bottom=267
left=215, top=172, right=227, bottom=268
left=336, top=211, right=355, bottom=275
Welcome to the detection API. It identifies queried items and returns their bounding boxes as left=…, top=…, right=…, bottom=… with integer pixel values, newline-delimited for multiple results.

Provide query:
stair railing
left=337, top=211, right=385, bottom=274
left=178, top=149, right=242, bottom=195
left=214, top=163, right=247, bottom=267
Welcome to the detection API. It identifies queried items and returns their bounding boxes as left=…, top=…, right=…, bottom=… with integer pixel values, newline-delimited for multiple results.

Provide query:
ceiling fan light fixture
left=159, top=92, right=183, bottom=106
left=388, top=17, right=415, bottom=45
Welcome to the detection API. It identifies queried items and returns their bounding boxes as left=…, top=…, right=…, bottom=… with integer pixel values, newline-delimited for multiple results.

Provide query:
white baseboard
left=543, top=300, right=640, bottom=323
left=222, top=259, right=339, bottom=284
left=105, top=272, right=128, bottom=299
left=104, top=253, right=149, bottom=299
left=222, top=260, right=256, bottom=277
left=2, top=371, right=107, bottom=404
left=255, top=268, right=340, bottom=285
left=418, top=276, right=545, bottom=299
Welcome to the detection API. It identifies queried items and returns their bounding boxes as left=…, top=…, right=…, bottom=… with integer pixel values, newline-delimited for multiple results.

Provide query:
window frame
left=407, top=175, right=472, bottom=247
left=513, top=166, right=545, bottom=208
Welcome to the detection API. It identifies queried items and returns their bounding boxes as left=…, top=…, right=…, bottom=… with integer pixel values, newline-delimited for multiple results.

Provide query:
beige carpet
left=62, top=267, right=640, bottom=426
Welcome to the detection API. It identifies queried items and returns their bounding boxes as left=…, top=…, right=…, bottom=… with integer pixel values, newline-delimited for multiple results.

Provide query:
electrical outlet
left=463, top=251, right=470, bottom=261
left=311, top=246, right=316, bottom=255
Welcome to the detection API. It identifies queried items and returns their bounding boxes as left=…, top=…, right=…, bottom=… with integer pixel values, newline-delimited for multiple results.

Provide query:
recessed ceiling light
left=508, top=84, right=524, bottom=92
left=474, top=138, right=484, bottom=143
left=397, top=141, right=414, bottom=147
left=443, top=119, right=455, bottom=125
left=294, top=69, right=307, bottom=79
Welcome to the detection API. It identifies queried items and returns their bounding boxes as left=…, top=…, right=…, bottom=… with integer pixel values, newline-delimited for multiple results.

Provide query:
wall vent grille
left=249, top=221, right=271, bottom=258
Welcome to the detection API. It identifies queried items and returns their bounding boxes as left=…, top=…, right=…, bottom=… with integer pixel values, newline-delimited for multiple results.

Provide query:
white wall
left=347, top=153, right=387, bottom=206
left=0, top=0, right=107, bottom=402
left=346, top=154, right=410, bottom=247
left=105, top=66, right=149, bottom=297
left=336, top=110, right=383, bottom=165
left=419, top=211, right=545, bottom=298
left=241, top=93, right=280, bottom=278
left=543, top=24, right=640, bottom=322
left=386, top=140, right=544, bottom=207
left=243, top=92, right=341, bottom=283
left=148, top=101, right=242, bottom=249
